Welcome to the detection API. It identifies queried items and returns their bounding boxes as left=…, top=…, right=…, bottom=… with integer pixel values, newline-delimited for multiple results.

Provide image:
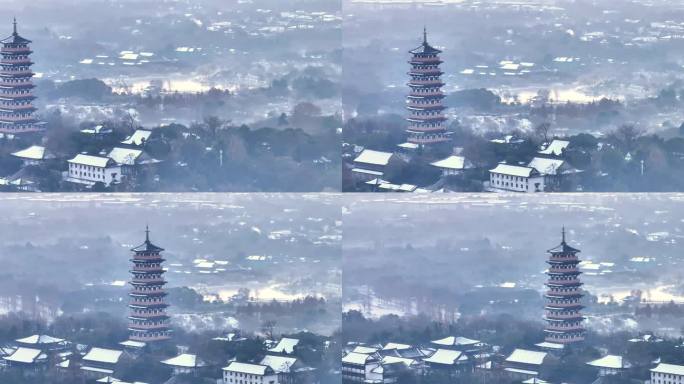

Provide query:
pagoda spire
left=423, top=26, right=427, bottom=44
left=12, top=18, right=17, bottom=35
left=561, top=226, right=566, bottom=243
left=145, top=225, right=150, bottom=242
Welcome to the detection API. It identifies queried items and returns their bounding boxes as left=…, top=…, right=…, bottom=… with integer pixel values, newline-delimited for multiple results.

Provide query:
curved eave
left=407, top=82, right=445, bottom=88
left=406, top=105, right=445, bottom=111
left=406, top=117, right=447, bottom=123
left=128, top=315, right=170, bottom=321
left=407, top=94, right=444, bottom=100
left=130, top=258, right=166, bottom=263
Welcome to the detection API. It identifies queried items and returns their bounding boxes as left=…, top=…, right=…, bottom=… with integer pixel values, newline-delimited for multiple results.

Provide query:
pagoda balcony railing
left=409, top=57, right=442, bottom=63
left=408, top=134, right=452, bottom=144
left=1, top=47, right=32, bottom=53
left=548, top=255, right=579, bottom=261
left=545, top=303, right=583, bottom=310
left=0, top=93, right=34, bottom=99
left=544, top=313, right=584, bottom=321
left=409, top=92, right=444, bottom=98
left=409, top=69, right=444, bottom=76
left=545, top=335, right=585, bottom=344
left=545, top=291, right=582, bottom=298
left=547, top=269, right=580, bottom=274
left=1, top=59, right=32, bottom=65
left=129, top=312, right=169, bottom=319
left=131, top=278, right=166, bottom=284
left=0, top=106, right=37, bottom=112
left=129, top=301, right=167, bottom=307
left=406, top=103, right=445, bottom=109
left=0, top=116, right=36, bottom=122
left=131, top=266, right=164, bottom=272
left=129, top=289, right=166, bottom=295
left=0, top=82, right=34, bottom=87
left=130, top=334, right=171, bottom=342
left=128, top=323, right=170, bottom=330
left=545, top=325, right=585, bottom=332
left=546, top=279, right=581, bottom=286
left=408, top=80, right=445, bottom=86
left=407, top=125, right=447, bottom=132
left=131, top=254, right=163, bottom=260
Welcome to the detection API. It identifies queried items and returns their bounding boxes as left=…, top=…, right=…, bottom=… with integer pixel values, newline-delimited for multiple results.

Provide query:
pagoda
left=405, top=28, right=451, bottom=146
left=543, top=227, right=585, bottom=345
left=128, top=226, right=171, bottom=342
left=0, top=19, right=44, bottom=133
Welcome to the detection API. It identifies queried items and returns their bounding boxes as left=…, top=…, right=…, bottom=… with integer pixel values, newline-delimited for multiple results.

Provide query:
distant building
left=161, top=353, right=206, bottom=375
left=422, top=349, right=469, bottom=372
left=80, top=347, right=123, bottom=379
left=342, top=352, right=379, bottom=383
left=351, top=149, right=398, bottom=182
left=489, top=163, right=544, bottom=193
left=651, top=363, right=684, bottom=384
left=15, top=334, right=67, bottom=351
left=544, top=227, right=585, bottom=345
left=430, top=155, right=472, bottom=177
left=80, top=124, right=113, bottom=138
left=11, top=145, right=55, bottom=166
left=2, top=347, right=47, bottom=370
left=260, top=355, right=312, bottom=384
left=66, top=154, right=121, bottom=187
left=430, top=336, right=483, bottom=354
left=223, top=361, right=279, bottom=384
left=539, top=139, right=570, bottom=157
left=127, top=227, right=171, bottom=342
left=0, top=19, right=46, bottom=133
left=405, top=28, right=451, bottom=146
left=268, top=338, right=300, bottom=355
left=527, top=157, right=580, bottom=190
left=121, top=129, right=152, bottom=146
left=107, top=147, right=159, bottom=178
left=586, top=354, right=630, bottom=376
left=503, top=349, right=548, bottom=381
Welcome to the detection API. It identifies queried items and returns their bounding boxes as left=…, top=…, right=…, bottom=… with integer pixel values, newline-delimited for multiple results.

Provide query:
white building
left=489, top=163, right=545, bottom=193
left=651, top=363, right=684, bottom=384
left=351, top=149, right=397, bottom=182
left=586, top=354, right=630, bottom=376
left=81, top=347, right=124, bottom=379
left=503, top=349, right=548, bottom=380
left=11, top=145, right=55, bottom=166
left=342, top=352, right=380, bottom=383
left=223, top=361, right=279, bottom=384
left=268, top=338, right=300, bottom=354
left=430, top=155, right=473, bottom=176
left=121, top=129, right=152, bottom=146
left=160, top=353, right=206, bottom=375
left=66, top=154, right=121, bottom=187
left=539, top=139, right=570, bottom=156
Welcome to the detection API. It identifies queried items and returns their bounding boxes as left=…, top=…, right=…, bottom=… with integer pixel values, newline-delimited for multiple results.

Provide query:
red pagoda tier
left=405, top=28, right=451, bottom=146
left=128, top=226, right=171, bottom=342
left=0, top=19, right=45, bottom=133
left=543, top=227, right=585, bottom=345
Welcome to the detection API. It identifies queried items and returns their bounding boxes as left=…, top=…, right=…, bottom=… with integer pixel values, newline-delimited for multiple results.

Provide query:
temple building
left=405, top=28, right=451, bottom=146
left=543, top=228, right=585, bottom=345
left=0, top=19, right=44, bottom=133
left=128, top=227, right=171, bottom=342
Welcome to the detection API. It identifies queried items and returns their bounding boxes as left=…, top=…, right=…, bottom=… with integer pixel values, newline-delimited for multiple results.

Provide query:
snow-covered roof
left=11, top=146, right=54, bottom=161
left=397, top=142, right=419, bottom=150
left=652, top=363, right=684, bottom=376
left=352, top=168, right=384, bottom=176
left=260, top=355, right=298, bottom=373
left=351, top=345, right=380, bottom=354
left=431, top=336, right=480, bottom=347
left=489, top=163, right=537, bottom=177
left=587, top=355, right=627, bottom=369
left=382, top=342, right=412, bottom=351
left=382, top=355, right=415, bottom=367
left=353, top=149, right=394, bottom=166
left=119, top=340, right=146, bottom=348
left=3, top=347, right=44, bottom=363
left=522, top=378, right=549, bottom=383
left=108, top=147, right=143, bottom=165
left=423, top=349, right=467, bottom=365
left=82, top=347, right=123, bottom=364
left=68, top=154, right=114, bottom=168
left=16, top=334, right=65, bottom=345
left=534, top=341, right=564, bottom=350
left=161, top=353, right=205, bottom=368
left=342, top=352, right=374, bottom=365
left=539, top=139, right=570, bottom=156
left=430, top=155, right=471, bottom=170
left=223, top=361, right=272, bottom=376
left=268, top=338, right=299, bottom=354
left=528, top=157, right=565, bottom=175
left=121, top=129, right=152, bottom=146
left=505, top=349, right=547, bottom=366
left=95, top=377, right=149, bottom=384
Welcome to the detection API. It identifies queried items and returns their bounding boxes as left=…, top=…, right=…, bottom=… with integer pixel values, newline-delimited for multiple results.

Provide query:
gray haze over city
left=343, top=193, right=684, bottom=337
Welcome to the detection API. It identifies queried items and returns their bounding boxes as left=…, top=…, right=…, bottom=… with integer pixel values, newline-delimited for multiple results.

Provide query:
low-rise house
left=107, top=147, right=159, bottom=178
left=423, top=349, right=469, bottom=372
left=66, top=154, right=121, bottom=187
left=430, top=155, right=473, bottom=177
left=586, top=354, right=630, bottom=376
left=121, top=129, right=152, bottom=146
left=489, top=163, right=545, bottom=193
left=342, top=352, right=380, bottom=383
left=11, top=145, right=55, bottom=166
left=430, top=336, right=483, bottom=354
left=539, top=139, right=570, bottom=157
left=351, top=149, right=400, bottom=182
left=260, top=355, right=313, bottom=384
left=3, top=347, right=47, bottom=370
left=651, top=363, right=684, bottom=384
left=161, top=353, right=206, bottom=376
left=80, top=347, right=124, bottom=379
left=503, top=349, right=548, bottom=381
left=81, top=124, right=113, bottom=138
left=268, top=338, right=300, bottom=355
left=223, top=361, right=279, bottom=384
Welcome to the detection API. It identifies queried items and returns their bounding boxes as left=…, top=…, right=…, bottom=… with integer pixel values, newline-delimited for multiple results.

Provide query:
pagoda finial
left=145, top=225, right=150, bottom=242
left=561, top=226, right=566, bottom=243
left=12, top=17, right=17, bottom=35
left=423, top=26, right=427, bottom=44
